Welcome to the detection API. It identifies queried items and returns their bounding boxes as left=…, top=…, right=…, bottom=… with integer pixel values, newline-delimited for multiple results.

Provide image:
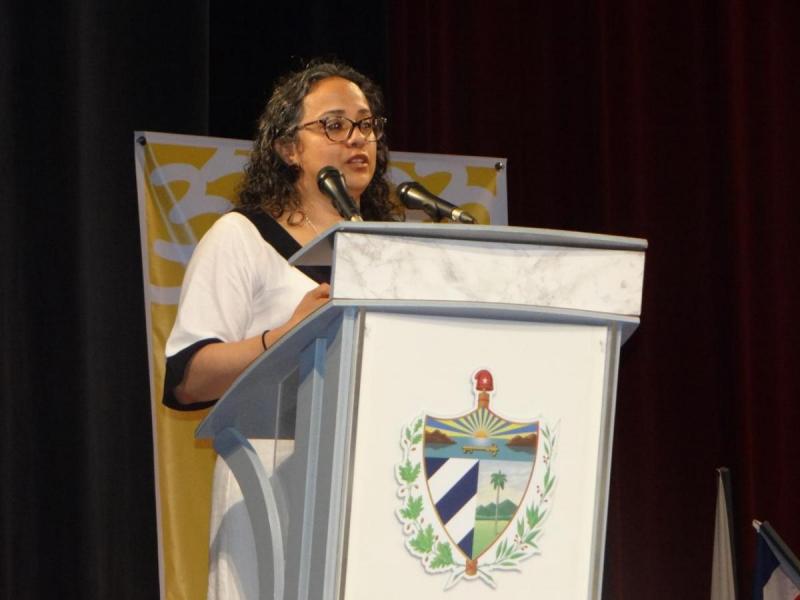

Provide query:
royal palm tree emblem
left=490, top=470, right=508, bottom=534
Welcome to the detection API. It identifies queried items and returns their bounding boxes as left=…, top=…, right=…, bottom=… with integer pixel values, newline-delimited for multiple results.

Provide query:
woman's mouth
left=346, top=154, right=369, bottom=167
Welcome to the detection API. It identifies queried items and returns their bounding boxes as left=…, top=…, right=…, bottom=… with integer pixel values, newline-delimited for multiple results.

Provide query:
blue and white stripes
left=425, top=457, right=479, bottom=558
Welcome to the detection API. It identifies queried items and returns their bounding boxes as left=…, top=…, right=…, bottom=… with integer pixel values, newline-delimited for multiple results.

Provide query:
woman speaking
left=163, top=60, right=400, bottom=599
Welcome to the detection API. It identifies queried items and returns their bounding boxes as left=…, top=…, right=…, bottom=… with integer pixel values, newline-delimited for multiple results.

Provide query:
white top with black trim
left=162, top=208, right=330, bottom=409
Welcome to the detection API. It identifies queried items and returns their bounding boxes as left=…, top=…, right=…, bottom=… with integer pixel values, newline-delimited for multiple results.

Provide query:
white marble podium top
left=290, top=223, right=646, bottom=317
left=332, top=232, right=644, bottom=316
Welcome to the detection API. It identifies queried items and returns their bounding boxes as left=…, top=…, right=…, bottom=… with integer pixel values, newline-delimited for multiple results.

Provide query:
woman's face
left=288, top=76, right=378, bottom=202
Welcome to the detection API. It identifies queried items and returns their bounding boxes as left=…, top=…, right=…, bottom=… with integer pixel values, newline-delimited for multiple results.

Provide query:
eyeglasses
left=295, top=115, right=386, bottom=143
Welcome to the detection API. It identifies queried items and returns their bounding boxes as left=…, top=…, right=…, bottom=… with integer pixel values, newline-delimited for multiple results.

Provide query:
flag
left=753, top=521, right=800, bottom=600
left=711, top=468, right=738, bottom=600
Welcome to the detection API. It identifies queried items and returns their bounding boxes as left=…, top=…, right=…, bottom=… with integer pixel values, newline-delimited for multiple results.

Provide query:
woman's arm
left=173, top=283, right=330, bottom=405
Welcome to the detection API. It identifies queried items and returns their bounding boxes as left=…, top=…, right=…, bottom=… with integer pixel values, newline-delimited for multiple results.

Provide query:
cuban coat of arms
left=396, top=369, right=558, bottom=589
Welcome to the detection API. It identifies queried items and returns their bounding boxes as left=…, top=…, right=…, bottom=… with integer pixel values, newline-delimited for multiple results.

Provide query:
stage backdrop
left=133, top=130, right=508, bottom=600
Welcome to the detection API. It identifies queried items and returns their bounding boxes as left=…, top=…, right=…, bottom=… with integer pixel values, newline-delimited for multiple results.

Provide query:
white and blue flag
left=753, top=521, right=800, bottom=600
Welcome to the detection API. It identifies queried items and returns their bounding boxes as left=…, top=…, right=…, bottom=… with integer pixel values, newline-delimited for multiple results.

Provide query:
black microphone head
left=317, top=166, right=351, bottom=201
left=395, top=181, right=427, bottom=211
left=395, top=180, right=411, bottom=198
left=317, top=166, right=344, bottom=191
left=317, top=166, right=362, bottom=221
left=396, top=180, right=478, bottom=224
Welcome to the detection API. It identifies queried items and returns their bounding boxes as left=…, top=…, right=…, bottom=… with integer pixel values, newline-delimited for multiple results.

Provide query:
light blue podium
left=196, top=222, right=646, bottom=600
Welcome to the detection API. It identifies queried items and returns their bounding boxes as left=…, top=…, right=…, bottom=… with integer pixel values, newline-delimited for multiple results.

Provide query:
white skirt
left=206, top=439, right=295, bottom=600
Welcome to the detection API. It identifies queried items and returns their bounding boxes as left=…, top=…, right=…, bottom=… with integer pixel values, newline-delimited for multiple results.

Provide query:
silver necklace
left=287, top=210, right=319, bottom=234
left=303, top=213, right=320, bottom=234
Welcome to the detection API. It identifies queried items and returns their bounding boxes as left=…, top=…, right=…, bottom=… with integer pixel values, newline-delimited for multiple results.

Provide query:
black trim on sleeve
left=233, top=207, right=331, bottom=284
left=162, top=338, right=222, bottom=411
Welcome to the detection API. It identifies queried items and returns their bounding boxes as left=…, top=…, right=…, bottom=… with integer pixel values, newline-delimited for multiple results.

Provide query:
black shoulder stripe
left=232, top=207, right=330, bottom=284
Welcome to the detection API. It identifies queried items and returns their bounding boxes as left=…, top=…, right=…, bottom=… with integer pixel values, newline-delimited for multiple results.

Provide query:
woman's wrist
left=261, top=330, right=270, bottom=351
left=261, top=322, right=291, bottom=352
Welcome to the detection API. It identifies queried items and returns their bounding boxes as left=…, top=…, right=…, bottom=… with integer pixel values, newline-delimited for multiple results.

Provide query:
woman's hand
left=285, top=283, right=331, bottom=329
left=174, top=283, right=331, bottom=405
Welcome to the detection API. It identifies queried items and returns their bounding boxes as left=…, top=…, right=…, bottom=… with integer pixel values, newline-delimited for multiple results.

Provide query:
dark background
left=2, top=1, right=798, bottom=598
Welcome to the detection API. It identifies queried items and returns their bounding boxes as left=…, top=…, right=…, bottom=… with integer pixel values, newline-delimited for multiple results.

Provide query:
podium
left=196, top=222, right=646, bottom=600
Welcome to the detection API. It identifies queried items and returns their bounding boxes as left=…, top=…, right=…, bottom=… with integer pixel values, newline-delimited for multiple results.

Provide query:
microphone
left=317, top=166, right=363, bottom=222
left=395, top=181, right=477, bottom=224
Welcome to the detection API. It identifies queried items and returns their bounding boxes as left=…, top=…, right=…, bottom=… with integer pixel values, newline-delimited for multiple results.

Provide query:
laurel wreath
left=396, top=415, right=558, bottom=589
left=475, top=423, right=557, bottom=586
left=396, top=417, right=460, bottom=584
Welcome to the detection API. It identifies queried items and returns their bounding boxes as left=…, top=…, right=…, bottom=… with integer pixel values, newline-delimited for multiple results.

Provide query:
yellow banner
left=134, top=131, right=508, bottom=599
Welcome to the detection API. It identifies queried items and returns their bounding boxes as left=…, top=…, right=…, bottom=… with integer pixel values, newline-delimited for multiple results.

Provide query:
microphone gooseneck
left=317, top=166, right=363, bottom=222
left=395, top=181, right=477, bottom=224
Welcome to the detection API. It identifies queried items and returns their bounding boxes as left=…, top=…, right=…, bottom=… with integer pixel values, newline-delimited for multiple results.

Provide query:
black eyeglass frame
left=292, top=115, right=387, bottom=142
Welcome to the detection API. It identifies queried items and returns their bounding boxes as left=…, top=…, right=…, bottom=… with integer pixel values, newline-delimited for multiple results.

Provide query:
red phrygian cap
left=474, top=369, right=494, bottom=392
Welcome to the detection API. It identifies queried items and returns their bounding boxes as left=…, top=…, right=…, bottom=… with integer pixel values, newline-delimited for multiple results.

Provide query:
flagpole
left=711, top=467, right=739, bottom=600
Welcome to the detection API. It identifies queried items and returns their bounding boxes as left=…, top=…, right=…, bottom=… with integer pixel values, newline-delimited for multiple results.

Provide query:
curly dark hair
left=237, top=60, right=401, bottom=221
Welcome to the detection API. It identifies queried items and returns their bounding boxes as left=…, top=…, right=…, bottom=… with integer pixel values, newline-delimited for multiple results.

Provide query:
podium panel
left=343, top=312, right=613, bottom=598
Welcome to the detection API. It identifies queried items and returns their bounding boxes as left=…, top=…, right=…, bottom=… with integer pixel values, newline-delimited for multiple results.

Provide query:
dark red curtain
left=388, top=1, right=800, bottom=597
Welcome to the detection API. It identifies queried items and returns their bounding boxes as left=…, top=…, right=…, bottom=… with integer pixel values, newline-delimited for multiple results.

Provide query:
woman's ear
left=275, top=138, right=300, bottom=168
